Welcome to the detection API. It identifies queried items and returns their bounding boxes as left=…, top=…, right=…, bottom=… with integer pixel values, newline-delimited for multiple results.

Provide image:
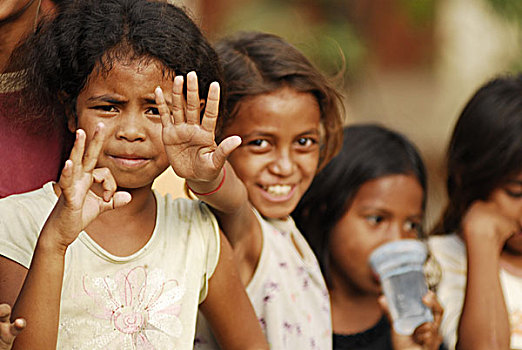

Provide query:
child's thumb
left=213, top=135, right=242, bottom=167
left=10, top=318, right=26, bottom=337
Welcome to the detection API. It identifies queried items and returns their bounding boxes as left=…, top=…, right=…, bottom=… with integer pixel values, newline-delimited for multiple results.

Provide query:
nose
left=268, top=150, right=295, bottom=176
left=116, top=112, right=146, bottom=142
left=387, top=223, right=413, bottom=242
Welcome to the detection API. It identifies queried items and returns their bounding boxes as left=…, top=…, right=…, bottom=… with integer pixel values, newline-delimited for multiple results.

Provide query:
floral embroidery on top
left=60, top=265, right=185, bottom=349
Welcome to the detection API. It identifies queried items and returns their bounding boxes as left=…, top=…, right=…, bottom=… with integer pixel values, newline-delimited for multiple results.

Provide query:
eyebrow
left=87, top=95, right=126, bottom=104
left=242, top=128, right=319, bottom=139
left=86, top=94, right=165, bottom=105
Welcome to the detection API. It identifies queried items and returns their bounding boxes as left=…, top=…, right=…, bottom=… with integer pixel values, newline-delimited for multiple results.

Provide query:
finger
left=155, top=86, right=173, bottom=128
left=58, top=159, right=74, bottom=189
left=185, top=71, right=200, bottom=124
left=171, top=75, right=185, bottom=124
left=9, top=318, right=26, bottom=337
left=93, top=168, right=116, bottom=202
left=201, top=81, right=220, bottom=132
left=82, top=123, right=106, bottom=171
left=423, top=291, right=443, bottom=326
left=0, top=304, right=11, bottom=322
left=69, top=129, right=86, bottom=175
left=377, top=295, right=393, bottom=323
left=212, top=136, right=242, bottom=169
left=112, top=191, right=132, bottom=209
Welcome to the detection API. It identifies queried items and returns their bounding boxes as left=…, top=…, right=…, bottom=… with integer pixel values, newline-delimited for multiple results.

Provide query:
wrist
left=186, top=167, right=226, bottom=196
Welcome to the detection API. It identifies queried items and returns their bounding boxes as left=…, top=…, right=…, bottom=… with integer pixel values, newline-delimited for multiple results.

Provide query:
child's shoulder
left=0, top=182, right=57, bottom=219
left=428, top=233, right=466, bottom=269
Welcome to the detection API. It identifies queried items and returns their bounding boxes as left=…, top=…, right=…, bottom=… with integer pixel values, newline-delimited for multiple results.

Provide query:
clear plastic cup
left=369, top=239, right=433, bottom=335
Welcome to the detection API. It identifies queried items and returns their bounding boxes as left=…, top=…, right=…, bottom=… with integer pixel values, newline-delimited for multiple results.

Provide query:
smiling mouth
left=257, top=184, right=298, bottom=203
left=263, top=184, right=293, bottom=196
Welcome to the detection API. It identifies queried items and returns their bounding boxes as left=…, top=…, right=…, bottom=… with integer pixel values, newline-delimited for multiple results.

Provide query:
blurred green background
left=157, top=0, right=521, bottom=229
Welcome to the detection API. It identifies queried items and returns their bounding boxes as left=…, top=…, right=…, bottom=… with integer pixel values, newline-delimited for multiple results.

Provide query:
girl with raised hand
left=429, top=74, right=522, bottom=350
left=193, top=31, right=345, bottom=349
left=0, top=1, right=268, bottom=349
left=293, top=124, right=444, bottom=350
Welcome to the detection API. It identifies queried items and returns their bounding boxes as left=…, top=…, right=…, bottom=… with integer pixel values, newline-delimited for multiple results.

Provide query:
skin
left=0, top=0, right=58, bottom=73
left=328, top=174, right=443, bottom=350
left=0, top=304, right=24, bottom=350
left=224, top=87, right=321, bottom=220
left=457, top=172, right=522, bottom=350
left=193, top=86, right=322, bottom=285
left=1, top=59, right=267, bottom=349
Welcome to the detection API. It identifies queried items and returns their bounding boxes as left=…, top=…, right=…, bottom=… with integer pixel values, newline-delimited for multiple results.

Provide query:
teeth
left=265, top=185, right=292, bottom=196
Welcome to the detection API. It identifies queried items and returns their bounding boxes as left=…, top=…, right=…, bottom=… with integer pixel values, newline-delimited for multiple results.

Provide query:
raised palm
left=156, top=71, right=240, bottom=184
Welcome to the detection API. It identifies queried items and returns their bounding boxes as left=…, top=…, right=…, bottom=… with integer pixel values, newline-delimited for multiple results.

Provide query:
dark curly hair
left=433, top=73, right=522, bottom=235
left=20, top=0, right=223, bottom=126
left=214, top=31, right=345, bottom=170
left=292, top=124, right=427, bottom=284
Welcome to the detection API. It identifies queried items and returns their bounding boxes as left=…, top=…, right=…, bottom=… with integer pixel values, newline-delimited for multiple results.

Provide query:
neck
left=329, top=266, right=384, bottom=335
left=0, top=0, right=39, bottom=73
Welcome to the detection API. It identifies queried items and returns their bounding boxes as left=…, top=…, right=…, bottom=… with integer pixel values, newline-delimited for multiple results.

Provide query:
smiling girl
left=193, top=31, right=344, bottom=349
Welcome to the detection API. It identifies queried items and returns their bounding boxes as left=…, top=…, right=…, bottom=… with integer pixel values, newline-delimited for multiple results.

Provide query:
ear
left=59, top=91, right=77, bottom=133
left=200, top=99, right=206, bottom=110
left=65, top=106, right=77, bottom=133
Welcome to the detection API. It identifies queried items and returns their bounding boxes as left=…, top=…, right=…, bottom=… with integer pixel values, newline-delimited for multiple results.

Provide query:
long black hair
left=293, top=124, right=427, bottom=283
left=433, top=73, right=522, bottom=234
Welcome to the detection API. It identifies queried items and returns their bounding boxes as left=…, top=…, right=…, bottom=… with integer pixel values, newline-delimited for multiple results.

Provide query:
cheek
left=228, top=151, right=262, bottom=184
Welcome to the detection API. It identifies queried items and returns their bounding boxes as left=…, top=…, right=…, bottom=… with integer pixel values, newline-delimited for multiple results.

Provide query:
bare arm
left=456, top=201, right=515, bottom=350
left=11, top=126, right=131, bottom=349
left=199, top=231, right=268, bottom=350
left=156, top=72, right=262, bottom=283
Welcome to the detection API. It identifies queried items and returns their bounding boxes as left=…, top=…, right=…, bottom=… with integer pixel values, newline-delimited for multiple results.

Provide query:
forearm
left=456, top=239, right=510, bottom=350
left=11, top=225, right=67, bottom=350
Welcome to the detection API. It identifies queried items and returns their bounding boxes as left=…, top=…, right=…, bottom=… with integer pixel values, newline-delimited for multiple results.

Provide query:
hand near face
left=47, top=125, right=131, bottom=249
left=155, top=71, right=241, bottom=185
left=379, top=291, right=443, bottom=350
left=0, top=304, right=25, bottom=350
left=461, top=200, right=519, bottom=253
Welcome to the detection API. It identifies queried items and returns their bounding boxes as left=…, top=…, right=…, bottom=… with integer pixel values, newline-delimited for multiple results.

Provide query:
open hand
left=379, top=291, right=443, bottom=350
left=0, top=304, right=25, bottom=350
left=48, top=125, right=131, bottom=248
left=155, top=71, right=241, bottom=185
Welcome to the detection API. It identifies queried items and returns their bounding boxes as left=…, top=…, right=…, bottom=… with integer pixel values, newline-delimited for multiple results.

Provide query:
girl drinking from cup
left=293, top=124, right=444, bottom=350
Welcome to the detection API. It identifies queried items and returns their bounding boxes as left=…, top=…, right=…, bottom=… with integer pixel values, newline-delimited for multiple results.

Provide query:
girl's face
left=71, top=60, right=173, bottom=189
left=222, top=86, right=321, bottom=219
left=328, top=174, right=424, bottom=295
left=489, top=171, right=522, bottom=254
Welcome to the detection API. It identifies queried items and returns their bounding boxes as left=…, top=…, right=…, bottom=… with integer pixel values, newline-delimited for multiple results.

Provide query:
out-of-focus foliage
left=486, top=0, right=522, bottom=22
left=216, top=0, right=366, bottom=83
left=399, top=0, right=435, bottom=27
